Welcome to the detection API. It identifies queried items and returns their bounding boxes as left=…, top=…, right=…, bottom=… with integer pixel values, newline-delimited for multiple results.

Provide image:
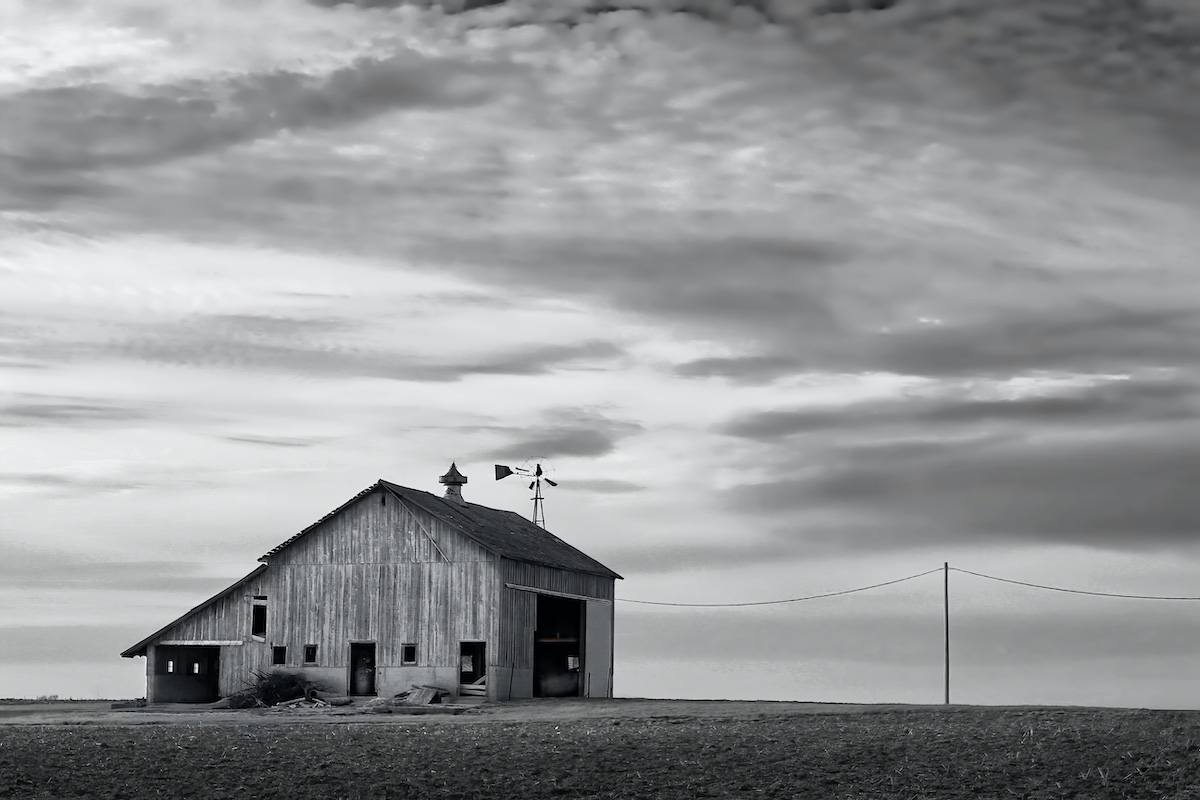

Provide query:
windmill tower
left=494, top=459, right=557, bottom=527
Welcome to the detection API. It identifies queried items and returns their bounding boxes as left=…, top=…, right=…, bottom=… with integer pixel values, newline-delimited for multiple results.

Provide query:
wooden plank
left=504, top=583, right=612, bottom=604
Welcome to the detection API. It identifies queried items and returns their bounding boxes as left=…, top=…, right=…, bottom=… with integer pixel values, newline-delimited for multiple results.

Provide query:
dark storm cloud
left=482, top=409, right=642, bottom=460
left=729, top=425, right=1200, bottom=551
left=720, top=376, right=1200, bottom=440
left=0, top=395, right=154, bottom=428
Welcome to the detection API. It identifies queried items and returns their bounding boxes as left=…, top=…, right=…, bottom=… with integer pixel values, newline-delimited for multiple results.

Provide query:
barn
left=120, top=465, right=622, bottom=704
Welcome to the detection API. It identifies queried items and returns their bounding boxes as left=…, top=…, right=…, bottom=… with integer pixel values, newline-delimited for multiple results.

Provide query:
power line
left=950, top=566, right=1200, bottom=601
left=617, top=567, right=943, bottom=607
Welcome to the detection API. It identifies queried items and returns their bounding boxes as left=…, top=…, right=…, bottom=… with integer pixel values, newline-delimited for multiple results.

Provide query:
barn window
left=272, top=646, right=287, bottom=666
left=401, top=643, right=417, bottom=665
left=166, top=660, right=174, bottom=674
left=192, top=662, right=201, bottom=675
left=567, top=655, right=580, bottom=671
left=304, top=645, right=318, bottom=664
left=251, top=599, right=267, bottom=638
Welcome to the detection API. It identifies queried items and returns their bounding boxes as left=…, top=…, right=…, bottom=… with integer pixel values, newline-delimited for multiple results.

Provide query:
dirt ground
left=2, top=699, right=1198, bottom=799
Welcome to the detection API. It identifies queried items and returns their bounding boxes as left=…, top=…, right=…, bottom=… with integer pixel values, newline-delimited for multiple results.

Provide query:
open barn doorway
left=534, top=594, right=582, bottom=697
left=349, top=642, right=376, bottom=696
left=152, top=646, right=219, bottom=703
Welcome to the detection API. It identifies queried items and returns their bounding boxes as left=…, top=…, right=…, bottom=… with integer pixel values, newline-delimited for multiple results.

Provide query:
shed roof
left=120, top=565, right=267, bottom=658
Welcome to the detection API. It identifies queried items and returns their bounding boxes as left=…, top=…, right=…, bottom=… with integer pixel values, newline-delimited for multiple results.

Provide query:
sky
left=3, top=0, right=1200, bottom=708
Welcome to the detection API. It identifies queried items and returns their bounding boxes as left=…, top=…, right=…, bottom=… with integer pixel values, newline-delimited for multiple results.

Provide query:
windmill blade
left=528, top=481, right=535, bottom=490
left=495, top=465, right=514, bottom=480
left=544, top=478, right=558, bottom=487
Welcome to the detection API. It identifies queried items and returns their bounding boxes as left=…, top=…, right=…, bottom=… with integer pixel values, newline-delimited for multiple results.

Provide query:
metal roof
left=379, top=480, right=622, bottom=580
left=257, top=480, right=620, bottom=579
left=121, top=479, right=621, bottom=658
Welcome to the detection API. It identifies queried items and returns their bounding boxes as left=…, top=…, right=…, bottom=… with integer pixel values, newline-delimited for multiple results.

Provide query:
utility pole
left=944, top=561, right=950, bottom=705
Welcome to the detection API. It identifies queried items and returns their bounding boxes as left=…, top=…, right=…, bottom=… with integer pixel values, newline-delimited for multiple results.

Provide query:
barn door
left=583, top=600, right=613, bottom=698
left=349, top=643, right=376, bottom=696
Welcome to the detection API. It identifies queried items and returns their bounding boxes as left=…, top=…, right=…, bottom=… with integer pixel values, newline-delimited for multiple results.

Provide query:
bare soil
left=1, top=699, right=1198, bottom=799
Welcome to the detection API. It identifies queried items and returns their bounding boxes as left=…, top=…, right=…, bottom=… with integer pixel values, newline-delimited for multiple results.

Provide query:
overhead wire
left=617, top=567, right=943, bottom=607
left=949, top=566, right=1200, bottom=601
left=617, top=565, right=1200, bottom=607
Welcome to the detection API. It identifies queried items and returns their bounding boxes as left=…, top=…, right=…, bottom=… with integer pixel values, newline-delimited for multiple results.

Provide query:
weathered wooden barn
left=121, top=465, right=621, bottom=703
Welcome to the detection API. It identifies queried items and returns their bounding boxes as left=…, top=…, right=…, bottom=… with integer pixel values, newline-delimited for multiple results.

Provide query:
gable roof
left=260, top=479, right=621, bottom=580
left=122, top=479, right=622, bottom=657
left=379, top=481, right=622, bottom=580
left=120, top=565, right=267, bottom=658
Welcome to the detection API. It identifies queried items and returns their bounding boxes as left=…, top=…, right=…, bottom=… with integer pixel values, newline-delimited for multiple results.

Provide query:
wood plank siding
left=146, top=488, right=503, bottom=697
left=497, top=561, right=615, bottom=673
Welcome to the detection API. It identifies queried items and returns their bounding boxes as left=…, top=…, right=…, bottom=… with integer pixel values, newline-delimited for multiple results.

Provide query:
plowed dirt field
left=1, top=700, right=1198, bottom=799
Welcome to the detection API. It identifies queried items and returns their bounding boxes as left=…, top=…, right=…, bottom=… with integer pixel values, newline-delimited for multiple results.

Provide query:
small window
left=272, top=646, right=287, bottom=666
left=567, top=655, right=580, bottom=671
left=251, top=603, right=267, bottom=638
left=166, top=660, right=174, bottom=674
left=192, top=662, right=201, bottom=675
left=304, top=645, right=318, bottom=664
left=460, top=654, right=474, bottom=673
left=401, top=644, right=417, bottom=665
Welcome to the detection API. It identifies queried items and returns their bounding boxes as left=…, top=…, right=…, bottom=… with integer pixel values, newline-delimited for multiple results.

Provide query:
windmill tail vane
left=494, top=461, right=556, bottom=527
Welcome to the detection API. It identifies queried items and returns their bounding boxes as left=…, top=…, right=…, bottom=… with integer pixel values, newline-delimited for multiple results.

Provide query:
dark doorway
left=534, top=594, right=582, bottom=697
left=459, top=641, right=486, bottom=684
left=153, top=646, right=220, bottom=703
left=349, top=643, right=376, bottom=696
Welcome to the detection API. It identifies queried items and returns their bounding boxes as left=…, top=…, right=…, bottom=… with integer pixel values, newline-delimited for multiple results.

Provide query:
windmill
left=494, top=459, right=557, bottom=528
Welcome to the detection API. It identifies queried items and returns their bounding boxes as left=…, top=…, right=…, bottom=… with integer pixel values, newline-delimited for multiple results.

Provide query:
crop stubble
left=1, top=707, right=1199, bottom=799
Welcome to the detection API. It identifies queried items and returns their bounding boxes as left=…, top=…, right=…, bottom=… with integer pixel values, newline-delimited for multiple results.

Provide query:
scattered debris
left=213, top=670, right=327, bottom=709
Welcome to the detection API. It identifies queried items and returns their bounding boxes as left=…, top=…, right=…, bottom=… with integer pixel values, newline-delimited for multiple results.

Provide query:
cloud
left=673, top=355, right=805, bottom=384
left=7, top=312, right=625, bottom=383
left=482, top=408, right=643, bottom=460
left=221, top=434, right=325, bottom=448
left=871, top=306, right=1200, bottom=378
left=720, top=376, right=1200, bottom=440
left=0, top=394, right=154, bottom=428
left=0, top=543, right=239, bottom=594
left=563, top=478, right=645, bottom=494
left=3, top=53, right=515, bottom=173
left=729, top=424, right=1200, bottom=551
left=0, top=473, right=146, bottom=495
